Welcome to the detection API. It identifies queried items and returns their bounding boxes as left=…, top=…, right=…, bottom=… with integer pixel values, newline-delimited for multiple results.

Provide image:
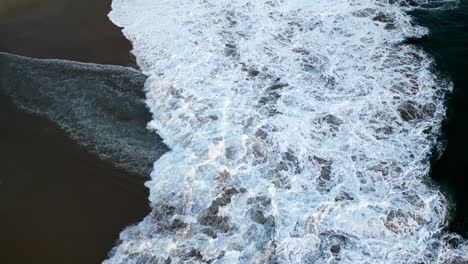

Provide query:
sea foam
left=106, top=0, right=467, bottom=263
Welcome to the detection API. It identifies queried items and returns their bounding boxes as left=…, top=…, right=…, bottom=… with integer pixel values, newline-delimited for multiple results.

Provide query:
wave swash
left=106, top=0, right=468, bottom=263
left=0, top=53, right=167, bottom=176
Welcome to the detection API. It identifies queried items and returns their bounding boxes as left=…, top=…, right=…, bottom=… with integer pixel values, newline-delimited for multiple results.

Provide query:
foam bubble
left=106, top=0, right=467, bottom=263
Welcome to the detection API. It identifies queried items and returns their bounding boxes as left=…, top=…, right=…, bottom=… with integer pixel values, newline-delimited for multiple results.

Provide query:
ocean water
left=408, top=0, right=468, bottom=238
left=105, top=0, right=468, bottom=263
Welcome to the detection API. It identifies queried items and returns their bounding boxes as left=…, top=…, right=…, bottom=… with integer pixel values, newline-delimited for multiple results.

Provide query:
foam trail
left=0, top=53, right=168, bottom=175
left=106, top=0, right=467, bottom=263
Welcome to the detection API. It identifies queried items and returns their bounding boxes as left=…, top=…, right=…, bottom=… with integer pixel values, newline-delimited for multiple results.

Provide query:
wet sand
left=0, top=0, right=150, bottom=263
left=0, top=0, right=135, bottom=66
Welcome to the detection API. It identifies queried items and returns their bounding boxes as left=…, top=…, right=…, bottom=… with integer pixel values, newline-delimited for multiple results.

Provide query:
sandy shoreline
left=0, top=1, right=150, bottom=263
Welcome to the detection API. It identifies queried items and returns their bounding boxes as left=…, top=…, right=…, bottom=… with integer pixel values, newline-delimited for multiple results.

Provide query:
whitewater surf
left=106, top=0, right=468, bottom=263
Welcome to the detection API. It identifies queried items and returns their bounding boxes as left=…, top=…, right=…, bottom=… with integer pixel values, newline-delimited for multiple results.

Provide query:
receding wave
left=105, top=0, right=467, bottom=263
left=0, top=52, right=168, bottom=175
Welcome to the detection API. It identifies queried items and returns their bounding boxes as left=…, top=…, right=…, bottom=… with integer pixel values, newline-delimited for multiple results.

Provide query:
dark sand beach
left=0, top=0, right=150, bottom=263
left=0, top=0, right=134, bottom=66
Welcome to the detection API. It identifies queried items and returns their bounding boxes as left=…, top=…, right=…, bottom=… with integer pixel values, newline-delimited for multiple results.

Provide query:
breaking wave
left=106, top=0, right=468, bottom=263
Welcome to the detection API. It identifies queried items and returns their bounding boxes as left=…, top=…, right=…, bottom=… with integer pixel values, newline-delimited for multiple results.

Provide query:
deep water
left=411, top=0, right=468, bottom=237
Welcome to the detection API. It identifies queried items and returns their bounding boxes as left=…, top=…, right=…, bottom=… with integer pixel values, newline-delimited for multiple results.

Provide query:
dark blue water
left=411, top=0, right=468, bottom=237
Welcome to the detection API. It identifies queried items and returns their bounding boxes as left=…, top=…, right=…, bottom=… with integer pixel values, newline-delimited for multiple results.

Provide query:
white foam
left=106, top=0, right=467, bottom=263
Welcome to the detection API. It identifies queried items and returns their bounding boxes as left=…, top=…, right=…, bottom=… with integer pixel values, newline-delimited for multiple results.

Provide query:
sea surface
left=104, top=0, right=468, bottom=263
left=409, top=0, right=468, bottom=239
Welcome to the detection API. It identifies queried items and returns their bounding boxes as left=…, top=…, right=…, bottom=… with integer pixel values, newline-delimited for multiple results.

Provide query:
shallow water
left=0, top=53, right=168, bottom=175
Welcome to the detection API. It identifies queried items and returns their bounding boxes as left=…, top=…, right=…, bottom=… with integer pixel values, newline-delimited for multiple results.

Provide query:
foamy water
left=106, top=0, right=468, bottom=263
